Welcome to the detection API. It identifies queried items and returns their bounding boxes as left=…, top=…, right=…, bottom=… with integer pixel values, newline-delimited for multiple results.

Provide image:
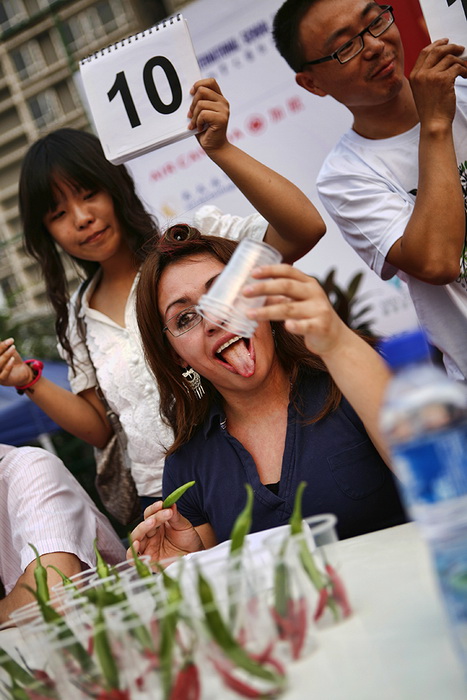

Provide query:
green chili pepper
left=1, top=662, right=58, bottom=700
left=288, top=483, right=325, bottom=590
left=162, top=480, right=195, bottom=508
left=47, top=564, right=75, bottom=590
left=8, top=678, right=31, bottom=700
left=159, top=607, right=178, bottom=699
left=94, top=538, right=111, bottom=579
left=157, top=567, right=184, bottom=700
left=0, top=648, right=40, bottom=687
left=128, top=536, right=153, bottom=578
left=127, top=611, right=155, bottom=655
left=158, top=566, right=184, bottom=605
left=297, top=537, right=326, bottom=591
left=288, top=484, right=339, bottom=619
left=273, top=556, right=290, bottom=621
left=93, top=590, right=120, bottom=691
left=22, top=584, right=95, bottom=674
left=197, top=570, right=285, bottom=688
left=229, top=483, right=254, bottom=555
left=289, top=481, right=307, bottom=536
left=226, top=483, right=254, bottom=624
left=28, top=543, right=50, bottom=604
left=21, top=583, right=61, bottom=625
left=80, top=588, right=125, bottom=607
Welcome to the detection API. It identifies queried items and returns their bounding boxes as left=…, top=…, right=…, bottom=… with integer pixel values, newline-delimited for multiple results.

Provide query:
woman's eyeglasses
left=163, top=305, right=203, bottom=337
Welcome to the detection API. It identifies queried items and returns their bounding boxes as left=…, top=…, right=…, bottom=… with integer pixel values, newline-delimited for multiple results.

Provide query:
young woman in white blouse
left=0, top=79, right=325, bottom=508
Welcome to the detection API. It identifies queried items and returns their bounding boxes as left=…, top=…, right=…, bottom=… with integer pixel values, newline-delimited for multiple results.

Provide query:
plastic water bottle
left=379, top=329, right=467, bottom=669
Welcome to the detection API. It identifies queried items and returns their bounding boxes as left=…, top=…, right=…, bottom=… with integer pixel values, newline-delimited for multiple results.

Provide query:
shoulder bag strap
left=74, top=283, right=127, bottom=447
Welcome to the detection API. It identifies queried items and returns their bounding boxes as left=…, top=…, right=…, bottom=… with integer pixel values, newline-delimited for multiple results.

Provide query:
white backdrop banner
left=126, top=0, right=418, bottom=336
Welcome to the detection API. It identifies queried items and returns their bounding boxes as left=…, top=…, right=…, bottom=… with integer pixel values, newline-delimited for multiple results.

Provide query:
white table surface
left=285, top=522, right=466, bottom=700
left=1, top=522, right=465, bottom=699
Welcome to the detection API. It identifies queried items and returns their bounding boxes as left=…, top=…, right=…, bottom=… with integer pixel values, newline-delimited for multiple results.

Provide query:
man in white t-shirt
left=272, top=1, right=467, bottom=381
left=0, top=444, right=125, bottom=623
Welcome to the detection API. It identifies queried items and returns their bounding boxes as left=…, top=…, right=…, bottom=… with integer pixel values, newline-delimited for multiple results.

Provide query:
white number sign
left=80, top=15, right=201, bottom=164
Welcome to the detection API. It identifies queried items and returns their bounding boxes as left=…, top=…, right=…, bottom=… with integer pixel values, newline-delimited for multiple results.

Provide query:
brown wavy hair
left=19, top=128, right=160, bottom=370
left=137, top=224, right=342, bottom=455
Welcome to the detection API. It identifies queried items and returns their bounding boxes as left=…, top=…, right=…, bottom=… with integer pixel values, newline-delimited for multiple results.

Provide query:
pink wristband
left=15, top=359, right=44, bottom=395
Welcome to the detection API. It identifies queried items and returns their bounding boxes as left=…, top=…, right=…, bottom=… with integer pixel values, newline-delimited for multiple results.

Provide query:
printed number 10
left=107, top=55, right=182, bottom=128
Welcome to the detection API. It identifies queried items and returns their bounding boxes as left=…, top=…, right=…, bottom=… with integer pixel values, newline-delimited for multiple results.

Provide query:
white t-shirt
left=317, top=84, right=467, bottom=382
left=59, top=206, right=268, bottom=497
left=0, top=444, right=125, bottom=595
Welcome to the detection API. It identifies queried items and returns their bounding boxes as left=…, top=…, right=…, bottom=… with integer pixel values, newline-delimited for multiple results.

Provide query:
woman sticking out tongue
left=216, top=337, right=255, bottom=377
left=129, top=225, right=406, bottom=563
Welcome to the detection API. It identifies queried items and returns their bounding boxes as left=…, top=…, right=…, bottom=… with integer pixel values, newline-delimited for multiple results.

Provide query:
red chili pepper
left=142, top=647, right=160, bottom=669
left=96, top=690, right=130, bottom=700
left=24, top=691, right=55, bottom=700
left=314, top=587, right=329, bottom=622
left=135, top=649, right=161, bottom=691
left=289, top=597, right=308, bottom=660
left=31, top=669, right=55, bottom=689
left=270, top=596, right=308, bottom=660
left=270, top=606, right=294, bottom=639
left=325, top=564, right=352, bottom=618
left=211, top=656, right=263, bottom=698
left=149, top=617, right=160, bottom=644
left=236, top=626, right=248, bottom=647
left=249, top=643, right=286, bottom=676
left=169, top=661, right=201, bottom=700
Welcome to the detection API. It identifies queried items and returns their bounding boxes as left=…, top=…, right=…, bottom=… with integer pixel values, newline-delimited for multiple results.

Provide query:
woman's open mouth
left=214, top=335, right=255, bottom=377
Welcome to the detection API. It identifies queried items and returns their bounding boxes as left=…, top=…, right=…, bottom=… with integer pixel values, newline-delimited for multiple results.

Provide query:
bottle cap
left=379, top=329, right=432, bottom=370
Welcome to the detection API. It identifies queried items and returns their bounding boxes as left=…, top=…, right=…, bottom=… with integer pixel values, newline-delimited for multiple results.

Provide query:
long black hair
left=19, top=128, right=160, bottom=366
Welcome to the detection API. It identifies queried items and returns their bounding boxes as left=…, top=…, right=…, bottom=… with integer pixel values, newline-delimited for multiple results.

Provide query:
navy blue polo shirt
left=162, top=369, right=406, bottom=542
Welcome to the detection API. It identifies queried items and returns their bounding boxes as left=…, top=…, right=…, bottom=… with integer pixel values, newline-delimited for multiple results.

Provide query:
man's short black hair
left=272, top=0, right=320, bottom=73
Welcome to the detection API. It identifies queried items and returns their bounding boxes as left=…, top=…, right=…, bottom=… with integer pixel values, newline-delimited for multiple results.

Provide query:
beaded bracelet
left=15, top=359, right=44, bottom=395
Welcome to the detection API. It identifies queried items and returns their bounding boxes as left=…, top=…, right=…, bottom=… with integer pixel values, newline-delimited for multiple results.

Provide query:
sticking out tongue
left=221, top=339, right=255, bottom=377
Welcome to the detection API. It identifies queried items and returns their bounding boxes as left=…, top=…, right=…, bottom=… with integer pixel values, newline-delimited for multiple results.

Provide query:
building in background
left=0, top=0, right=169, bottom=323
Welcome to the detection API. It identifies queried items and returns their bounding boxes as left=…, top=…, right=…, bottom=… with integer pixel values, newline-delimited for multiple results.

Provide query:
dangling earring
left=182, top=366, right=205, bottom=399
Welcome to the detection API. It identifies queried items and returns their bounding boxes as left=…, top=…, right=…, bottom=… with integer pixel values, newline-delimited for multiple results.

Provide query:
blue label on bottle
left=392, top=425, right=467, bottom=505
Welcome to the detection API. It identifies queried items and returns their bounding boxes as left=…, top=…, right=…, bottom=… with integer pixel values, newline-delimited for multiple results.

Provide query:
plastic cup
left=304, top=513, right=339, bottom=547
left=196, top=238, right=282, bottom=337
left=303, top=514, right=352, bottom=626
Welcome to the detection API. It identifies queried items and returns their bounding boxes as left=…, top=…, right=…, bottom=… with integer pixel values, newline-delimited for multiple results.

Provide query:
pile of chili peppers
left=0, top=482, right=351, bottom=699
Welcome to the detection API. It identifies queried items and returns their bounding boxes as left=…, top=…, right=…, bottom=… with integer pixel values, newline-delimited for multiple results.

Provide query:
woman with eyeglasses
left=0, top=79, right=325, bottom=513
left=128, top=224, right=406, bottom=562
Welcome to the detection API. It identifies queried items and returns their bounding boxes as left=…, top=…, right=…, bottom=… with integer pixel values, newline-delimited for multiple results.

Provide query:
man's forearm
left=388, top=125, right=464, bottom=283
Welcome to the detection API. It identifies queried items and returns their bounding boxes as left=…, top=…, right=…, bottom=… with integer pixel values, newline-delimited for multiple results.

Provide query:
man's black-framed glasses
left=163, top=305, right=203, bottom=337
left=300, top=5, right=394, bottom=69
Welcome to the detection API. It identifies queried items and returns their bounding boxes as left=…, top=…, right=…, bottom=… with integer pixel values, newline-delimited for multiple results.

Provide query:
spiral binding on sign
left=80, top=14, right=182, bottom=64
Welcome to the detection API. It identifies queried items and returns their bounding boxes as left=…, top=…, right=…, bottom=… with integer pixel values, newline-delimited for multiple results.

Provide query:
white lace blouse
left=58, top=206, right=268, bottom=497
